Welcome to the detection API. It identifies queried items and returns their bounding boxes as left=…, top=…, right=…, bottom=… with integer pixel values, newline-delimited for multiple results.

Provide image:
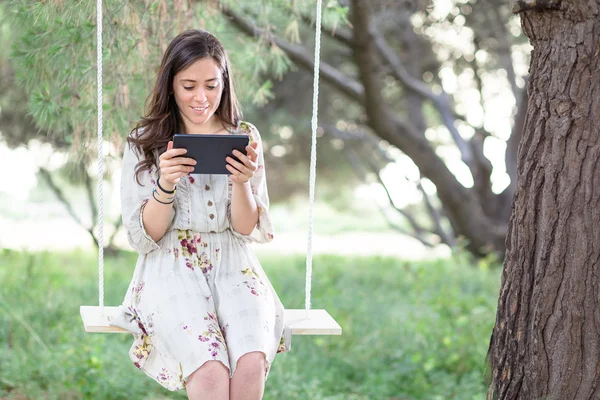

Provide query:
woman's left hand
left=226, top=141, right=259, bottom=184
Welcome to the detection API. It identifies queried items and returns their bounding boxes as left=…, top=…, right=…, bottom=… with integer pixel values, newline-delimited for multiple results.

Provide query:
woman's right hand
left=158, top=141, right=197, bottom=188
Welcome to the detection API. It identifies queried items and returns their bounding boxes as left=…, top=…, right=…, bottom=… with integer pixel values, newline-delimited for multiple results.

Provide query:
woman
left=110, top=29, right=290, bottom=400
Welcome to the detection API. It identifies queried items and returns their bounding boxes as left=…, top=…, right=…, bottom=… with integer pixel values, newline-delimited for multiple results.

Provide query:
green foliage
left=5, top=0, right=349, bottom=146
left=0, top=249, right=500, bottom=399
left=3, top=0, right=359, bottom=205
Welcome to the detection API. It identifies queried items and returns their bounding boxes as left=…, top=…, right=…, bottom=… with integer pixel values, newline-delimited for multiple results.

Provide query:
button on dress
left=109, top=121, right=291, bottom=391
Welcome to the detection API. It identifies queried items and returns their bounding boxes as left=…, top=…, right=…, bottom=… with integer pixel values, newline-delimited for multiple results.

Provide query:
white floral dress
left=109, top=121, right=291, bottom=391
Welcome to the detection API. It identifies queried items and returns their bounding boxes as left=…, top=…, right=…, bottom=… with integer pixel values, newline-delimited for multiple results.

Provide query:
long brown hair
left=128, top=29, right=242, bottom=183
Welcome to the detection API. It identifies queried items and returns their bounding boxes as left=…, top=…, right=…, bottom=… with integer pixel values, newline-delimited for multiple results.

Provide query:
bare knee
left=234, top=352, right=266, bottom=382
left=186, top=360, right=229, bottom=398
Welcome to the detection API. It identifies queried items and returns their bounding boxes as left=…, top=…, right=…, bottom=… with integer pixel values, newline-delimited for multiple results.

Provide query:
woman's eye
left=206, top=86, right=216, bottom=90
left=184, top=86, right=194, bottom=90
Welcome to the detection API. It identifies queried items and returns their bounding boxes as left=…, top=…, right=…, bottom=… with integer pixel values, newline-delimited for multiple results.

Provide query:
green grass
left=0, top=248, right=500, bottom=400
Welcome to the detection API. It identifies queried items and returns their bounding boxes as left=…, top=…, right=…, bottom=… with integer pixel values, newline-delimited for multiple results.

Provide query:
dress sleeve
left=120, top=141, right=162, bottom=254
left=228, top=123, right=275, bottom=244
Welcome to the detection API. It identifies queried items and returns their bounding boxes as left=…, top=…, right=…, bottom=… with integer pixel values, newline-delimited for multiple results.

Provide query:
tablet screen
left=172, top=134, right=249, bottom=175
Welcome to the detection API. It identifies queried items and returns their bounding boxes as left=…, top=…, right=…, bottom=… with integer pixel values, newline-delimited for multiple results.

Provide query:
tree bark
left=488, top=1, right=600, bottom=398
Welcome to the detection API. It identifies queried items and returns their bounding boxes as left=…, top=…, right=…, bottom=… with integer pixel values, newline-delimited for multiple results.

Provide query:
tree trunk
left=488, top=1, right=600, bottom=399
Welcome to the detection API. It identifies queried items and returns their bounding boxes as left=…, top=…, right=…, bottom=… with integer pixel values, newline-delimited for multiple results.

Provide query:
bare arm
left=227, top=142, right=260, bottom=235
left=230, top=181, right=259, bottom=235
left=141, top=177, right=177, bottom=242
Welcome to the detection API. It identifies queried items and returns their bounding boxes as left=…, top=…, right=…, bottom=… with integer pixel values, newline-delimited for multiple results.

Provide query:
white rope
left=97, top=0, right=105, bottom=311
left=305, top=0, right=323, bottom=316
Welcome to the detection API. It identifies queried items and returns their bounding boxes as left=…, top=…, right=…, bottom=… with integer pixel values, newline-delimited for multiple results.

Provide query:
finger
left=234, top=149, right=258, bottom=169
left=227, top=156, right=254, bottom=175
left=226, top=164, right=246, bottom=181
left=168, top=141, right=173, bottom=151
left=232, top=150, right=251, bottom=166
left=164, top=165, right=195, bottom=176
left=167, top=148, right=188, bottom=158
left=161, top=158, right=197, bottom=172
left=165, top=157, right=197, bottom=166
left=161, top=165, right=194, bottom=184
left=244, top=146, right=258, bottom=162
left=160, top=148, right=187, bottom=161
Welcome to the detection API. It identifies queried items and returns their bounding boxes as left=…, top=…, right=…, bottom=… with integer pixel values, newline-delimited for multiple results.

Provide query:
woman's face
left=172, top=57, right=224, bottom=133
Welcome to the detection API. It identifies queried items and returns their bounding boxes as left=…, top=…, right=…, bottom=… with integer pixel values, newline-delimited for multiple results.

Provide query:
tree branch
left=321, top=123, right=384, bottom=151
left=490, top=6, right=521, bottom=110
left=363, top=157, right=427, bottom=236
left=107, top=217, right=123, bottom=249
left=345, top=147, right=436, bottom=247
left=38, top=167, right=99, bottom=248
left=83, top=167, right=98, bottom=229
left=416, top=178, right=457, bottom=248
left=469, top=131, right=497, bottom=218
left=370, top=25, right=474, bottom=167
left=220, top=5, right=364, bottom=103
left=325, top=124, right=456, bottom=248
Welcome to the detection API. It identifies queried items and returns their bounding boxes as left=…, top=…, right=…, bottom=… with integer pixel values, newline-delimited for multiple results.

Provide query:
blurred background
left=0, top=0, right=528, bottom=399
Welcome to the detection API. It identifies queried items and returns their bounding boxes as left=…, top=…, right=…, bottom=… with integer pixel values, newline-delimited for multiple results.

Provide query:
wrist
left=152, top=187, right=175, bottom=205
left=232, top=180, right=250, bottom=188
left=157, top=176, right=176, bottom=193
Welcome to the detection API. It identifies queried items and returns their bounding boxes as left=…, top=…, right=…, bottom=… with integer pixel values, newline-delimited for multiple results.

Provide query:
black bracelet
left=157, top=177, right=175, bottom=194
left=152, top=188, right=174, bottom=205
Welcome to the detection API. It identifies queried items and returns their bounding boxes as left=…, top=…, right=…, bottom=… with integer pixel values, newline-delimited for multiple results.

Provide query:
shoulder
left=234, top=121, right=262, bottom=143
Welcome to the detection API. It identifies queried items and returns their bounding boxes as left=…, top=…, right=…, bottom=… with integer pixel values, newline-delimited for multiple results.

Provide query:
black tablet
left=172, top=134, right=249, bottom=175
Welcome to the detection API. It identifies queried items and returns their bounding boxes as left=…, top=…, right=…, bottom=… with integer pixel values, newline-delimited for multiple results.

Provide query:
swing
left=79, top=0, right=341, bottom=336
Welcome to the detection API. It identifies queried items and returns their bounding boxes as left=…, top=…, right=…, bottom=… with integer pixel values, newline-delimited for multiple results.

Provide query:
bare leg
left=186, top=360, right=230, bottom=400
left=229, top=352, right=266, bottom=400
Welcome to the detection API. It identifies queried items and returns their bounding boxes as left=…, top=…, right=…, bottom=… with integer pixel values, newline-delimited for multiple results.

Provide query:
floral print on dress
left=131, top=282, right=145, bottom=305
left=177, top=230, right=215, bottom=274
left=128, top=307, right=157, bottom=372
left=277, top=333, right=289, bottom=353
left=198, top=312, right=228, bottom=359
left=237, top=121, right=254, bottom=138
left=240, top=267, right=268, bottom=297
left=132, top=334, right=153, bottom=366
left=156, top=366, right=184, bottom=391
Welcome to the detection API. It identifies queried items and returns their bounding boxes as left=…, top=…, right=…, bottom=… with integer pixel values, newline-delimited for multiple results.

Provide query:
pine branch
left=297, top=12, right=353, bottom=47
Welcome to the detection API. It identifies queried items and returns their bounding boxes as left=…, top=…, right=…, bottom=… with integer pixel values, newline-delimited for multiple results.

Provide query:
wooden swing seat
left=80, top=306, right=342, bottom=335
